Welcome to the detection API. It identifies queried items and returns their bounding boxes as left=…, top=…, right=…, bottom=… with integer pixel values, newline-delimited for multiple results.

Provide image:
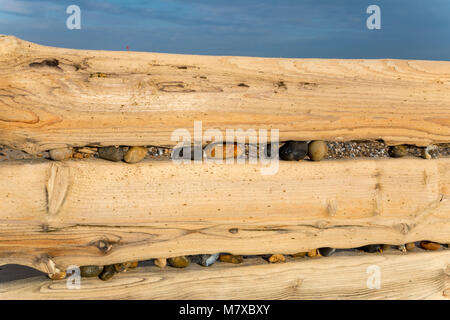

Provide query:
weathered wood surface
left=0, top=157, right=449, bottom=272
left=1, top=251, right=449, bottom=299
left=1, top=35, right=450, bottom=154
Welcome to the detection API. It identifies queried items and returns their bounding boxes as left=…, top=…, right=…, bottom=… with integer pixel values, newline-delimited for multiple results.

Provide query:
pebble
left=420, top=241, right=441, bottom=251
left=279, top=141, right=308, bottom=161
left=154, top=258, right=167, bottom=268
left=219, top=254, right=244, bottom=264
left=200, top=253, right=220, bottom=267
left=99, top=264, right=116, bottom=281
left=422, top=145, right=439, bottom=159
left=48, top=271, right=66, bottom=280
left=388, top=145, right=408, bottom=158
left=124, top=146, right=147, bottom=163
left=49, top=147, right=73, bottom=161
left=73, top=152, right=84, bottom=159
left=307, top=249, right=319, bottom=257
left=168, top=256, right=190, bottom=268
left=405, top=242, right=416, bottom=251
left=114, top=261, right=138, bottom=273
left=77, top=147, right=97, bottom=154
left=268, top=254, right=285, bottom=263
left=80, top=265, right=103, bottom=277
left=318, top=247, right=336, bottom=257
left=113, top=263, right=126, bottom=272
left=308, top=141, right=328, bottom=161
left=292, top=252, right=307, bottom=258
left=397, top=244, right=407, bottom=253
left=204, top=143, right=243, bottom=160
left=98, top=146, right=124, bottom=162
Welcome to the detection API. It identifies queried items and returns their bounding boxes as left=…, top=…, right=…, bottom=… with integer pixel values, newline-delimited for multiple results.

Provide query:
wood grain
left=1, top=35, right=450, bottom=154
left=1, top=251, right=449, bottom=299
left=0, top=157, right=449, bottom=272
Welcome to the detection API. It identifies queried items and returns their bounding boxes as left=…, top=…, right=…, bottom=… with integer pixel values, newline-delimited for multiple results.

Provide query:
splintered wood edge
left=0, top=157, right=449, bottom=273
left=1, top=35, right=450, bottom=153
left=0, top=250, right=449, bottom=300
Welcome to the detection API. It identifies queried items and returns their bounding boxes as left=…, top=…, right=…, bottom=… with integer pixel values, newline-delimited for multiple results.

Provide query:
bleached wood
left=0, top=251, right=449, bottom=299
left=1, top=35, right=450, bottom=154
left=0, top=158, right=449, bottom=272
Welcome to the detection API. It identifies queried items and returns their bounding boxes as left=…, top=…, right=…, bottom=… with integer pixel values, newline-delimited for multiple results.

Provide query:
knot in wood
left=394, top=223, right=409, bottom=235
left=94, top=239, right=112, bottom=253
left=443, top=288, right=450, bottom=298
left=316, top=220, right=329, bottom=229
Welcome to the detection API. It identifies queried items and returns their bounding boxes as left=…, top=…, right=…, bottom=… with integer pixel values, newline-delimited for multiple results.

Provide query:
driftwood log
left=0, top=158, right=449, bottom=273
left=1, top=35, right=450, bottom=154
left=1, top=251, right=449, bottom=300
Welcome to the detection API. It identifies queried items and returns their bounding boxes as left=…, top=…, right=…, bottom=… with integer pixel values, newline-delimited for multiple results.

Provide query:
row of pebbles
left=49, top=241, right=449, bottom=280
left=326, top=141, right=449, bottom=160
left=72, top=141, right=450, bottom=162
left=2, top=141, right=449, bottom=163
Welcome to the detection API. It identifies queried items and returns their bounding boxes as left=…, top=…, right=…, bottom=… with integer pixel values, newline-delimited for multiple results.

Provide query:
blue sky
left=0, top=0, right=449, bottom=60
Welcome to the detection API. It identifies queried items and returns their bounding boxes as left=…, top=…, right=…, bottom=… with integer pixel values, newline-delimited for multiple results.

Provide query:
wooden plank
left=1, top=35, right=450, bottom=154
left=0, top=251, right=449, bottom=299
left=0, top=157, right=449, bottom=272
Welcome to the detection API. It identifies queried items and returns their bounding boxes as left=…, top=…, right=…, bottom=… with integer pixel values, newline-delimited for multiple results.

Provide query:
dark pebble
left=279, top=141, right=308, bottom=161
left=388, top=145, right=408, bottom=158
left=80, top=265, right=103, bottom=277
left=98, top=146, right=124, bottom=162
left=99, top=264, right=116, bottom=281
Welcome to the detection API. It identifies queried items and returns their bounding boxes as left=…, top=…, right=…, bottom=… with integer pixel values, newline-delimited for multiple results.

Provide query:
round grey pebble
left=49, top=147, right=73, bottom=161
left=98, top=146, right=124, bottom=162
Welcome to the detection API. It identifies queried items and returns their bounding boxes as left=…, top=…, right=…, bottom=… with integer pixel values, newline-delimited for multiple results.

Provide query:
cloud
left=0, top=0, right=33, bottom=15
left=0, top=0, right=63, bottom=16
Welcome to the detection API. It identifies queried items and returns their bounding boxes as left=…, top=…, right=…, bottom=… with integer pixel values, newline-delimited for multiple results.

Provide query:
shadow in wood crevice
left=0, top=264, right=46, bottom=283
